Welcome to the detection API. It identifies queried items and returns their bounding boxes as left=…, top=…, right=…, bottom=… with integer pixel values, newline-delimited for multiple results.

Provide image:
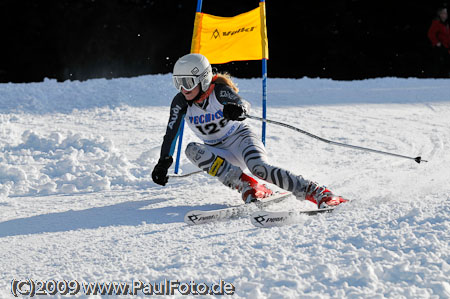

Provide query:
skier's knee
left=248, top=164, right=270, bottom=180
left=185, top=142, right=204, bottom=163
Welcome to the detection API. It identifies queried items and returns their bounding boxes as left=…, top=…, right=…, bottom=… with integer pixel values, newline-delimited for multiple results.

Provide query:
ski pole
left=246, top=114, right=428, bottom=164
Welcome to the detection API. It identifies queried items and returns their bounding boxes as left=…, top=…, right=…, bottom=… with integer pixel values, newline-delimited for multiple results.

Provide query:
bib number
left=196, top=119, right=229, bottom=135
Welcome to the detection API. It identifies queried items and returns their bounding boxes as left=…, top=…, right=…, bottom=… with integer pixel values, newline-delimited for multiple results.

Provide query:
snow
left=0, top=74, right=449, bottom=298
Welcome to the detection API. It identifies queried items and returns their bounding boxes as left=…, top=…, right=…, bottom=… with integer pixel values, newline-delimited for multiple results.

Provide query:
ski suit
left=159, top=82, right=311, bottom=199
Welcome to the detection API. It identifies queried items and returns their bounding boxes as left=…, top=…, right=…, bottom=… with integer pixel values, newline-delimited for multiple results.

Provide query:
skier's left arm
left=215, top=84, right=250, bottom=121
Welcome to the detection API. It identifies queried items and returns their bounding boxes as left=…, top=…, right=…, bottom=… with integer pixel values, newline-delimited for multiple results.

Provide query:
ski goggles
left=173, top=75, right=200, bottom=92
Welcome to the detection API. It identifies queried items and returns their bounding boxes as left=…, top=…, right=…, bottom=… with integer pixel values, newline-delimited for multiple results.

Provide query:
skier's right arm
left=152, top=94, right=188, bottom=186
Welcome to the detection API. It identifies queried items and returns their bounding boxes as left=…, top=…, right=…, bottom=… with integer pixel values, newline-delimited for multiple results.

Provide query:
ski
left=251, top=207, right=336, bottom=228
left=184, top=192, right=292, bottom=225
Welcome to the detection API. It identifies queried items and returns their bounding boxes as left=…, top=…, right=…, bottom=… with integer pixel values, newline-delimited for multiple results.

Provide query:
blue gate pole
left=174, top=0, right=204, bottom=174
left=262, top=58, right=267, bottom=146
left=196, top=0, right=203, bottom=12
left=260, top=0, right=267, bottom=146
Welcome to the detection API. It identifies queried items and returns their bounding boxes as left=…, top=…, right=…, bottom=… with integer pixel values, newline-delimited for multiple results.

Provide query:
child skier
left=152, top=53, right=347, bottom=209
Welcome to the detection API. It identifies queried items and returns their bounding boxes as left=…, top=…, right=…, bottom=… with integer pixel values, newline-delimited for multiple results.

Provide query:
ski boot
left=305, top=182, right=348, bottom=209
left=237, top=173, right=273, bottom=204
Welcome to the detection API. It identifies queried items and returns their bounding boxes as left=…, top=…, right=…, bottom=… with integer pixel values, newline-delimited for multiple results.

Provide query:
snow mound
left=0, top=129, right=158, bottom=198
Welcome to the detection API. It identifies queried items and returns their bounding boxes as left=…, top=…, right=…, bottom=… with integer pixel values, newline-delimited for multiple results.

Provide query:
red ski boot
left=305, top=182, right=348, bottom=209
left=238, top=173, right=273, bottom=203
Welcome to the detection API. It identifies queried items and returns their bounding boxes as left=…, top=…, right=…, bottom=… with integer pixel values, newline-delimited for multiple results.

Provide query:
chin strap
left=195, top=75, right=217, bottom=103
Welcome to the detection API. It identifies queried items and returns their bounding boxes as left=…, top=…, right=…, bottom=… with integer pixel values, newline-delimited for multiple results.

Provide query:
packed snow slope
left=0, top=75, right=449, bottom=298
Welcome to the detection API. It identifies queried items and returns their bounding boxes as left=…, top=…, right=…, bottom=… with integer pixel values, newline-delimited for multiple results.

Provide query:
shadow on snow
left=0, top=198, right=227, bottom=238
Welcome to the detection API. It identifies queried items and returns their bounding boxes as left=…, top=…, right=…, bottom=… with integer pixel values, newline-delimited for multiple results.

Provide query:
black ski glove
left=223, top=103, right=247, bottom=121
left=152, top=156, right=173, bottom=186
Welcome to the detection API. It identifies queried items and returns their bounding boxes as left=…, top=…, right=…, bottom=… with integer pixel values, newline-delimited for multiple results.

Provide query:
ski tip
left=183, top=210, right=203, bottom=225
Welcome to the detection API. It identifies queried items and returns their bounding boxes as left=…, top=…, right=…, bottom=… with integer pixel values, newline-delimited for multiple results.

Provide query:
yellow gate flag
left=191, top=2, right=268, bottom=64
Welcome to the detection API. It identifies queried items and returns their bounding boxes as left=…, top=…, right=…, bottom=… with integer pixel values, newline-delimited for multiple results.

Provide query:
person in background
left=427, top=7, right=450, bottom=77
left=151, top=53, right=348, bottom=209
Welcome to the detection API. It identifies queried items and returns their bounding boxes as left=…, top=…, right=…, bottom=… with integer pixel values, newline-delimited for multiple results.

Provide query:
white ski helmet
left=172, top=53, right=213, bottom=92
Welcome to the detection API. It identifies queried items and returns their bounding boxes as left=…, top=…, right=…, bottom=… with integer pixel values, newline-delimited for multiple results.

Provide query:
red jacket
left=428, top=19, right=450, bottom=49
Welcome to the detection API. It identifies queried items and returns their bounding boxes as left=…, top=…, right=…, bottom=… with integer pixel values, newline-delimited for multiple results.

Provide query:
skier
left=151, top=53, right=347, bottom=209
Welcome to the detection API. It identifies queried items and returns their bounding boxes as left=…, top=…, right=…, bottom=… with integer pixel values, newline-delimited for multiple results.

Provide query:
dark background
left=0, top=0, right=448, bottom=83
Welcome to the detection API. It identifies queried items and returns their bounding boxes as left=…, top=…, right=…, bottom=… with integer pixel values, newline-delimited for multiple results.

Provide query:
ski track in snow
left=0, top=75, right=449, bottom=298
